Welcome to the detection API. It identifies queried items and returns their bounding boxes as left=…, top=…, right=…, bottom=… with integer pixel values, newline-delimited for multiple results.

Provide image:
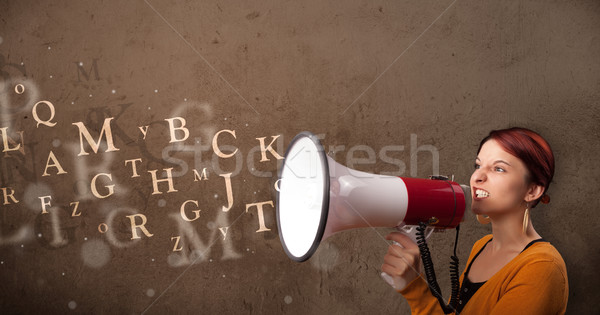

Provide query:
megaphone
left=277, top=132, right=470, bottom=290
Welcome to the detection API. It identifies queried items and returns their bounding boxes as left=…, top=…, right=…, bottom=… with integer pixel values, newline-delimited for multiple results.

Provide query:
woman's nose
left=472, top=169, right=486, bottom=183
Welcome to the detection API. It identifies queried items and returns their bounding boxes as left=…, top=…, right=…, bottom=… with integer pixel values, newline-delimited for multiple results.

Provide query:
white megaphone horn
left=276, top=132, right=470, bottom=290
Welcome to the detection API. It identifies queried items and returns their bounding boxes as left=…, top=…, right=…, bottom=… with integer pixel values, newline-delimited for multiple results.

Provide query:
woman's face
left=469, top=139, right=531, bottom=216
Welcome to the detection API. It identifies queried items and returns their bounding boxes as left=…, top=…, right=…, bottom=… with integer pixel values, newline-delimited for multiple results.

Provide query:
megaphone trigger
left=396, top=224, right=435, bottom=244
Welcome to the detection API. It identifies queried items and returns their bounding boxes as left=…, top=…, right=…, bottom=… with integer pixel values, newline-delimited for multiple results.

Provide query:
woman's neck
left=488, top=209, right=541, bottom=253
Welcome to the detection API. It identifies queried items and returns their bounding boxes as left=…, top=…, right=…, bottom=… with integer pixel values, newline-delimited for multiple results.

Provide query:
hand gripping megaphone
left=276, top=132, right=470, bottom=291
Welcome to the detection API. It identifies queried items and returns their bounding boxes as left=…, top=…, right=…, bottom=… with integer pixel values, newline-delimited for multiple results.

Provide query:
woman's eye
left=474, top=163, right=480, bottom=169
left=495, top=167, right=505, bottom=172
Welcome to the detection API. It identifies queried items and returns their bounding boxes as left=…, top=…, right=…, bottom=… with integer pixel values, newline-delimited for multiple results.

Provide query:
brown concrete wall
left=0, top=0, right=598, bottom=314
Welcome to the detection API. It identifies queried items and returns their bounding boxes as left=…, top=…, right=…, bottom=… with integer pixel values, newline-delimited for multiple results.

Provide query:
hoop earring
left=476, top=214, right=490, bottom=225
left=522, top=205, right=530, bottom=234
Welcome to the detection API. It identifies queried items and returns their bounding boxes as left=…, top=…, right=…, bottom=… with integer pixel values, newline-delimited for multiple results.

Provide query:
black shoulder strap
left=521, top=238, right=547, bottom=253
left=465, top=238, right=493, bottom=276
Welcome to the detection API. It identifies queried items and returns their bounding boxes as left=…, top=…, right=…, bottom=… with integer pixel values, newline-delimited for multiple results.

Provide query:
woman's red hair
left=477, top=127, right=554, bottom=207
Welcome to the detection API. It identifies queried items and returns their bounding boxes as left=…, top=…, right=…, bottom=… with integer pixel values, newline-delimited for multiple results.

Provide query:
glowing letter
left=1, top=187, right=19, bottom=205
left=220, top=173, right=234, bottom=212
left=125, top=158, right=142, bottom=178
left=212, top=129, right=238, bottom=158
left=165, top=117, right=189, bottom=143
left=32, top=101, right=57, bottom=128
left=90, top=173, right=115, bottom=199
left=126, top=214, right=154, bottom=240
left=42, top=151, right=68, bottom=176
left=193, top=168, right=208, bottom=181
left=39, top=195, right=52, bottom=214
left=148, top=168, right=178, bottom=195
left=72, top=117, right=120, bottom=156
left=245, top=201, right=274, bottom=232
left=180, top=200, right=201, bottom=222
left=255, top=135, right=283, bottom=162
left=0, top=127, right=24, bottom=154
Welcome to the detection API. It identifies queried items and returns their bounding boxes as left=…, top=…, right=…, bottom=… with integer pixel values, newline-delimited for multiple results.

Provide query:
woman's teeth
left=475, top=189, right=490, bottom=198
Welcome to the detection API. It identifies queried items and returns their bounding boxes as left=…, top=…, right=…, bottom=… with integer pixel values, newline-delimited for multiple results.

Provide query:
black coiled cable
left=416, top=222, right=461, bottom=314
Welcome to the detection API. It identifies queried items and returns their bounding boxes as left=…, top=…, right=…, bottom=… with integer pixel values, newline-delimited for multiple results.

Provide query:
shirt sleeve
left=490, top=260, right=568, bottom=315
left=398, top=275, right=447, bottom=315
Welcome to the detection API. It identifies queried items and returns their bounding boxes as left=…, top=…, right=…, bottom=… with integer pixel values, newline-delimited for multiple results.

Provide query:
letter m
left=72, top=118, right=120, bottom=156
left=76, top=59, right=100, bottom=81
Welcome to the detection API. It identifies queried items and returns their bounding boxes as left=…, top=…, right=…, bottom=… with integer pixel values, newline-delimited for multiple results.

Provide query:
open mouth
left=474, top=188, right=490, bottom=199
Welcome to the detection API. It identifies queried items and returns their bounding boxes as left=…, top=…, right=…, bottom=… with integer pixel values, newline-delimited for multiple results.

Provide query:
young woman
left=382, top=127, right=569, bottom=314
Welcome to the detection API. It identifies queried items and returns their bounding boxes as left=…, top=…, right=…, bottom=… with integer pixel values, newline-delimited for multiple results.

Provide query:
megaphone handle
left=380, top=225, right=434, bottom=291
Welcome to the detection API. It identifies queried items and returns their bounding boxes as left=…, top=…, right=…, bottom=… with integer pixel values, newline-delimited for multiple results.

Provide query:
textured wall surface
left=0, top=0, right=598, bottom=314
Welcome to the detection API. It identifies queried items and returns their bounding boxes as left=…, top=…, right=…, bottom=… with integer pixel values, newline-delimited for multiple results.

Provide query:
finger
left=386, top=249, right=420, bottom=272
left=393, top=246, right=421, bottom=259
left=381, top=263, right=394, bottom=275
left=384, top=253, right=415, bottom=270
left=385, top=232, right=419, bottom=249
left=383, top=258, right=410, bottom=276
left=387, top=243, right=420, bottom=259
left=381, top=263, right=404, bottom=277
left=387, top=244, right=407, bottom=257
left=383, top=254, right=406, bottom=270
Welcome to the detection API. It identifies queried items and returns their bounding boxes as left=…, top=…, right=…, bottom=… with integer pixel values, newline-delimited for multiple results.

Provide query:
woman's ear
left=525, top=183, right=544, bottom=203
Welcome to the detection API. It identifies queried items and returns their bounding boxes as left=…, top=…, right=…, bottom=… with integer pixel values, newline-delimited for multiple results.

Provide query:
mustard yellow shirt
left=399, top=234, right=569, bottom=314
